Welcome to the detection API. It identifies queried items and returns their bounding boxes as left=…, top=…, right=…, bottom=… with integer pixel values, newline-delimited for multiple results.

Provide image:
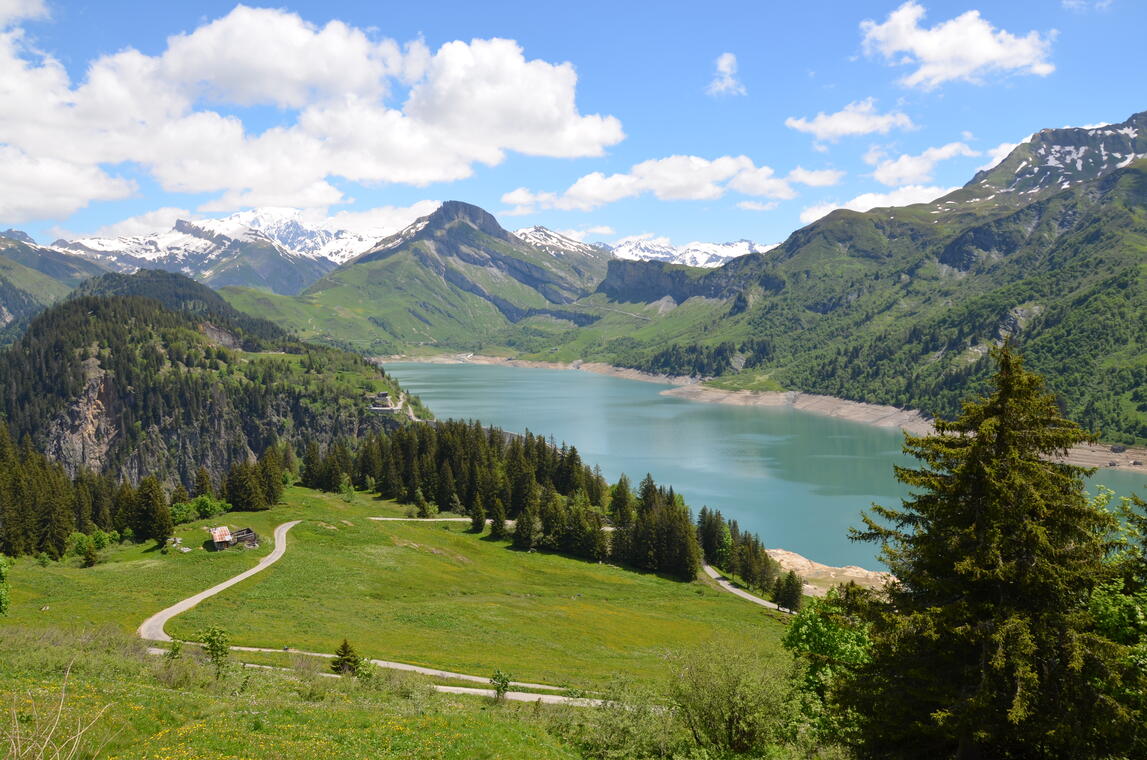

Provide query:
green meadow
left=8, top=485, right=787, bottom=692
left=0, top=626, right=582, bottom=760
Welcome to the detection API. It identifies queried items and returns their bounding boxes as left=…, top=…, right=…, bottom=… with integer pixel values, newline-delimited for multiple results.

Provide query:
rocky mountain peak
left=968, top=109, right=1147, bottom=198
left=427, top=201, right=513, bottom=242
left=2, top=229, right=35, bottom=244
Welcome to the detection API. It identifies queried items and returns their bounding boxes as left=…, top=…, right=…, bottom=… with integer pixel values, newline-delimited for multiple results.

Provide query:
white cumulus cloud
left=707, top=52, right=746, bottom=96
left=976, top=141, right=1020, bottom=172
left=0, top=146, right=135, bottom=221
left=502, top=154, right=812, bottom=215
left=0, top=7, right=623, bottom=223
left=0, top=0, right=46, bottom=26
left=554, top=225, right=614, bottom=241
left=324, top=200, right=442, bottom=236
left=787, top=166, right=846, bottom=186
left=1062, top=0, right=1113, bottom=11
left=785, top=98, right=914, bottom=143
left=799, top=184, right=955, bottom=224
left=872, top=141, right=979, bottom=186
left=737, top=200, right=778, bottom=211
left=861, top=2, right=1055, bottom=90
left=91, top=207, right=196, bottom=238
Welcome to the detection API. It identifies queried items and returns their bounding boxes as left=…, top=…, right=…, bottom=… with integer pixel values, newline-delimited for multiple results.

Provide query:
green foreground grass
left=9, top=485, right=787, bottom=692
left=0, top=627, right=581, bottom=760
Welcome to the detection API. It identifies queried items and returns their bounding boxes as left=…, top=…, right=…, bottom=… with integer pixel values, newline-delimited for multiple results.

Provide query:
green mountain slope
left=0, top=233, right=110, bottom=342
left=223, top=201, right=611, bottom=353
left=529, top=157, right=1147, bottom=441
left=0, top=271, right=412, bottom=488
left=220, top=111, right=1147, bottom=442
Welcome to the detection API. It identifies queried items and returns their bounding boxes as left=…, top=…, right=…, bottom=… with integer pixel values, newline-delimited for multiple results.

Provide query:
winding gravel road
left=135, top=517, right=784, bottom=706
left=137, top=520, right=302, bottom=642
left=702, top=564, right=785, bottom=612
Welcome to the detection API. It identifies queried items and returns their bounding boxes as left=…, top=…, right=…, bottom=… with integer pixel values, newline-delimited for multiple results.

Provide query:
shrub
left=668, top=640, right=792, bottom=755
left=490, top=669, right=512, bottom=703
left=198, top=626, right=230, bottom=679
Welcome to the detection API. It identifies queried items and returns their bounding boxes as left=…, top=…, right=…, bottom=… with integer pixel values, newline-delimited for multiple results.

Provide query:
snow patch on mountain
left=609, top=234, right=777, bottom=268
left=513, top=226, right=602, bottom=257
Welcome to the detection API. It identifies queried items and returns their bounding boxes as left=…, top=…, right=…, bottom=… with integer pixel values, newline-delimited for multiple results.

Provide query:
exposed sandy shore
left=662, top=384, right=1147, bottom=474
left=663, top=385, right=934, bottom=434
left=766, top=548, right=891, bottom=596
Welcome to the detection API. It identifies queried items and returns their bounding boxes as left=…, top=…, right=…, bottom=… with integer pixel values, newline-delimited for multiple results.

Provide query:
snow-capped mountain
left=512, top=226, right=773, bottom=268
left=609, top=235, right=777, bottom=268
left=967, top=111, right=1147, bottom=199
left=57, top=218, right=335, bottom=295
left=200, top=207, right=389, bottom=265
left=513, top=226, right=604, bottom=258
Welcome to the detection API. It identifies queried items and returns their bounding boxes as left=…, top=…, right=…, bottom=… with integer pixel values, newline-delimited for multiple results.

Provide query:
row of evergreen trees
left=297, top=421, right=745, bottom=582
left=697, top=506, right=780, bottom=592
left=0, top=422, right=288, bottom=558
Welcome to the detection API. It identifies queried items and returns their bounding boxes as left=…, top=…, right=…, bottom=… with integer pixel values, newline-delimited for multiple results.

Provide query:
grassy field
left=9, top=485, right=787, bottom=692
left=0, top=627, right=582, bottom=759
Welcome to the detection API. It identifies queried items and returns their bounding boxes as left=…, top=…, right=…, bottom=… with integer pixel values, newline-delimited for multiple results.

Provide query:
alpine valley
left=5, top=110, right=1147, bottom=443
left=221, top=110, right=1147, bottom=443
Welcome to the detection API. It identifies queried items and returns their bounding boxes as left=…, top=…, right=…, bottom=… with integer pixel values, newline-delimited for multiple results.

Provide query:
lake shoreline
left=379, top=352, right=1147, bottom=474
left=380, top=353, right=1147, bottom=581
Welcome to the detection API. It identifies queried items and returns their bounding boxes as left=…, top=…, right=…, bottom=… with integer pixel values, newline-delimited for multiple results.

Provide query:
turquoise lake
left=385, top=362, right=1147, bottom=571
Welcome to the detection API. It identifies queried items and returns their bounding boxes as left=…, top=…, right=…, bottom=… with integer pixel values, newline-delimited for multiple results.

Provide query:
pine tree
left=331, top=638, right=361, bottom=675
left=169, top=484, right=189, bottom=508
left=513, top=494, right=542, bottom=550
left=301, top=441, right=322, bottom=488
left=414, top=487, right=434, bottom=518
left=135, top=475, right=168, bottom=543
left=257, top=445, right=284, bottom=505
left=226, top=460, right=267, bottom=511
left=609, top=474, right=635, bottom=527
left=778, top=570, right=803, bottom=613
left=469, top=494, right=487, bottom=533
left=489, top=498, right=507, bottom=539
left=840, top=345, right=1134, bottom=759
left=194, top=466, right=214, bottom=499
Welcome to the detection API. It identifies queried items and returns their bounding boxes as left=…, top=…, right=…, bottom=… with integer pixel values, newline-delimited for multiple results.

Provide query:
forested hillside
left=573, top=160, right=1147, bottom=442
left=0, top=272, right=411, bottom=489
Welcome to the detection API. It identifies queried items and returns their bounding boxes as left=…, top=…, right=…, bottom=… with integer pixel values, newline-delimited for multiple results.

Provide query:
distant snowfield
left=515, top=226, right=777, bottom=268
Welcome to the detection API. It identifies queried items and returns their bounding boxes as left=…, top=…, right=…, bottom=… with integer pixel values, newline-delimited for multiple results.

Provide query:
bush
left=90, top=530, right=112, bottom=551
left=546, top=677, right=686, bottom=759
left=668, top=640, right=793, bottom=755
left=171, top=495, right=231, bottom=525
left=490, top=669, right=511, bottom=703
left=66, top=532, right=94, bottom=558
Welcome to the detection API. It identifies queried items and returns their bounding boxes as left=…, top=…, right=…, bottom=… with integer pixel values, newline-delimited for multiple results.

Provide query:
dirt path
left=137, top=520, right=302, bottom=642
left=702, top=564, right=788, bottom=613
left=137, top=517, right=590, bottom=703
left=230, top=645, right=564, bottom=692
left=137, top=516, right=799, bottom=705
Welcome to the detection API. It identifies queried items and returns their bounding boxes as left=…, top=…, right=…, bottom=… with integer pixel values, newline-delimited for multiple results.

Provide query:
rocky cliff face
left=43, top=359, right=120, bottom=476
left=594, top=259, right=762, bottom=304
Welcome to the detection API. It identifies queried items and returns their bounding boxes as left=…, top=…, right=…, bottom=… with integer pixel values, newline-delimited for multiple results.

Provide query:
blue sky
left=2, top=0, right=1144, bottom=247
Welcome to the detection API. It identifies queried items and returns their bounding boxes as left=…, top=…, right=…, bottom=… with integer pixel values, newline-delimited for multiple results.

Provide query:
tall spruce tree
left=194, top=466, right=214, bottom=499
left=135, top=475, right=169, bottom=543
left=489, top=498, right=508, bottom=539
left=840, top=345, right=1133, bottom=759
